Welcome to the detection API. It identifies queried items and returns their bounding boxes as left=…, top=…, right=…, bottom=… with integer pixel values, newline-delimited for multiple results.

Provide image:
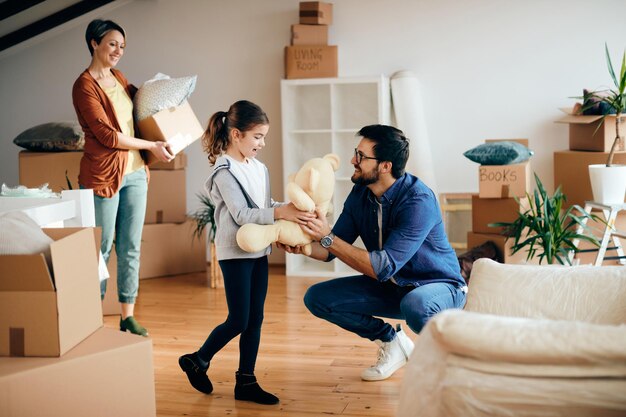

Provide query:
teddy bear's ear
left=323, top=153, right=340, bottom=171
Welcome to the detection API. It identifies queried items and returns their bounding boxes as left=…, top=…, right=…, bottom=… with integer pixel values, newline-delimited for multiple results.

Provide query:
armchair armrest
left=429, top=310, right=626, bottom=366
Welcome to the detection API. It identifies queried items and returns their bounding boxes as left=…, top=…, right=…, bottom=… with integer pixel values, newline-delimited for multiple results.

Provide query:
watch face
left=321, top=234, right=333, bottom=248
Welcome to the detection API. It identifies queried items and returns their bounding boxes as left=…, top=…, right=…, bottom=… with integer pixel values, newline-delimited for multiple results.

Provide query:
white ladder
left=572, top=201, right=626, bottom=266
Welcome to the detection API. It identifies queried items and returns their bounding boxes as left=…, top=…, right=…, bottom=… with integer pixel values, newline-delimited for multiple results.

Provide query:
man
left=279, top=124, right=467, bottom=381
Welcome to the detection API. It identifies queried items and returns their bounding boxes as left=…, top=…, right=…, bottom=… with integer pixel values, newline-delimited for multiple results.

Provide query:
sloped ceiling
left=0, top=0, right=115, bottom=52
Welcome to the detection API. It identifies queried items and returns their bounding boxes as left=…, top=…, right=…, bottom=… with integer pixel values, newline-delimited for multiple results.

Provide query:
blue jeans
left=93, top=168, right=148, bottom=304
left=304, top=276, right=466, bottom=342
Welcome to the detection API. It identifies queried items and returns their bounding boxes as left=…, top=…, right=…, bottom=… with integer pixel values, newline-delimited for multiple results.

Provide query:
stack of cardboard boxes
left=467, top=139, right=536, bottom=264
left=17, top=101, right=208, bottom=314
left=0, top=228, right=156, bottom=416
left=285, top=1, right=337, bottom=79
left=554, top=111, right=626, bottom=264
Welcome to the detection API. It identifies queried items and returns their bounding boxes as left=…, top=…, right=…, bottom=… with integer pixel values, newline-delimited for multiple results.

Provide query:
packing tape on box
left=391, top=70, right=438, bottom=197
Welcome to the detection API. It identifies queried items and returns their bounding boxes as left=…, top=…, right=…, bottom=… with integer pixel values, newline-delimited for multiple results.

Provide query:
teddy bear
left=236, top=153, right=340, bottom=255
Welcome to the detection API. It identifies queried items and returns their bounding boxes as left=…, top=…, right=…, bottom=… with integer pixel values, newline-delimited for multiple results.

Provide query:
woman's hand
left=275, top=202, right=316, bottom=224
left=150, top=141, right=174, bottom=162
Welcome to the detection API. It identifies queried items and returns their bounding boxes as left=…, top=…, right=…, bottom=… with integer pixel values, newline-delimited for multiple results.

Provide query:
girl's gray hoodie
left=205, top=155, right=283, bottom=260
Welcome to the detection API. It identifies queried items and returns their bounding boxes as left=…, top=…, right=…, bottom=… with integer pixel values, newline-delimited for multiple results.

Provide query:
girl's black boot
left=234, top=371, right=279, bottom=405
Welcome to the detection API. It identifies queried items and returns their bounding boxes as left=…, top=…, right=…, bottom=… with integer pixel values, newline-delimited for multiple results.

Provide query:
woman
left=72, top=19, right=173, bottom=336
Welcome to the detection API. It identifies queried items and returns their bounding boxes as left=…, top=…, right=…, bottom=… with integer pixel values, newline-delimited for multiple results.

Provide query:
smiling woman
left=71, top=18, right=174, bottom=337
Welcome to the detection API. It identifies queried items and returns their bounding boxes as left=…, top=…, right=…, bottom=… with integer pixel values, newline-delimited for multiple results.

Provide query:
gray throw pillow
left=133, top=73, right=197, bottom=121
left=13, top=121, right=84, bottom=152
left=463, top=141, right=534, bottom=165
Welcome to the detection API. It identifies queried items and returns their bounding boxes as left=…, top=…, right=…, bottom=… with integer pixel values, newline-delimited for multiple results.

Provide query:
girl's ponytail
left=202, top=110, right=229, bottom=164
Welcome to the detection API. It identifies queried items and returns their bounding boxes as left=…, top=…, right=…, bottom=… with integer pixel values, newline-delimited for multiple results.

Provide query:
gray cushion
left=463, top=141, right=534, bottom=165
left=133, top=73, right=197, bottom=121
left=13, top=121, right=84, bottom=151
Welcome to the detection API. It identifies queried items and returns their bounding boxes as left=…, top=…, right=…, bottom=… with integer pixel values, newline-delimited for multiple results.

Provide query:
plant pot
left=588, top=164, right=626, bottom=205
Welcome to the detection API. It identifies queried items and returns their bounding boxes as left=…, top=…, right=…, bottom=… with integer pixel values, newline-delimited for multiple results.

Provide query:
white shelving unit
left=281, top=75, right=391, bottom=277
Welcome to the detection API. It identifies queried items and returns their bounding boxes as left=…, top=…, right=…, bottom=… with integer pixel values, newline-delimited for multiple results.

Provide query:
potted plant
left=489, top=174, right=601, bottom=265
left=584, top=44, right=626, bottom=205
left=189, top=192, right=221, bottom=287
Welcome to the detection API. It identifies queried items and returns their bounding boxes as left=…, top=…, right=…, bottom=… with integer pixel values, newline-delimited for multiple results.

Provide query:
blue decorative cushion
left=463, top=141, right=534, bottom=165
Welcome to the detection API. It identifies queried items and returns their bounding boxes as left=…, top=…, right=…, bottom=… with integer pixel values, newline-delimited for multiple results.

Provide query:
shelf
left=281, top=76, right=391, bottom=277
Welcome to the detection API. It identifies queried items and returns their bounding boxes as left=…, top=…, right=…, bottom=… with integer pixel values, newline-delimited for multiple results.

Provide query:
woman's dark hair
left=85, top=19, right=126, bottom=56
left=357, top=124, right=410, bottom=178
left=202, top=100, right=269, bottom=164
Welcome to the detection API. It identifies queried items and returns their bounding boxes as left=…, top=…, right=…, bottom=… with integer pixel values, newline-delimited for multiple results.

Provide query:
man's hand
left=300, top=208, right=332, bottom=241
left=276, top=242, right=307, bottom=254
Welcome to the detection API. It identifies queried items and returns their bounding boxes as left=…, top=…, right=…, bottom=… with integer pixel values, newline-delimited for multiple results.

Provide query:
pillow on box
left=133, top=73, right=197, bottom=121
left=0, top=211, right=54, bottom=267
left=582, top=88, right=617, bottom=116
left=463, top=141, right=534, bottom=165
left=13, top=121, right=84, bottom=152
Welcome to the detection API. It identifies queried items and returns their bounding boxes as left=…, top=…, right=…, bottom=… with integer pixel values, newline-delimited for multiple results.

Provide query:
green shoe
left=120, top=316, right=149, bottom=337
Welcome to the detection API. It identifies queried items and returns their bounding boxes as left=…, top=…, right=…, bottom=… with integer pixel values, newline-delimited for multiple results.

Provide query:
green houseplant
left=189, top=192, right=216, bottom=243
left=582, top=44, right=626, bottom=204
left=189, top=192, right=221, bottom=287
left=489, top=174, right=601, bottom=265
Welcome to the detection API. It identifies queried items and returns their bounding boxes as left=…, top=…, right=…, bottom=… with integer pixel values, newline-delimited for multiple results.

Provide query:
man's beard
left=351, top=166, right=379, bottom=185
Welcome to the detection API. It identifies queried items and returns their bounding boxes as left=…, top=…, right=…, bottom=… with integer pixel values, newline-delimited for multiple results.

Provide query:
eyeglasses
left=354, top=148, right=379, bottom=165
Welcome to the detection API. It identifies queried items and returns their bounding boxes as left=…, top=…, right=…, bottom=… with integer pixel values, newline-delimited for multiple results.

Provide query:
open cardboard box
left=0, top=228, right=102, bottom=357
left=555, top=107, right=626, bottom=152
left=137, top=101, right=204, bottom=165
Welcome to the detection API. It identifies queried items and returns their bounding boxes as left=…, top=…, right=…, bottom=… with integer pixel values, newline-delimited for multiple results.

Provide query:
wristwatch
left=320, top=232, right=335, bottom=249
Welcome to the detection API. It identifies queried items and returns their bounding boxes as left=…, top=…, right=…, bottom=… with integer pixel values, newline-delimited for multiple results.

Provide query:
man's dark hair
left=357, top=124, right=410, bottom=178
left=85, top=19, right=126, bottom=56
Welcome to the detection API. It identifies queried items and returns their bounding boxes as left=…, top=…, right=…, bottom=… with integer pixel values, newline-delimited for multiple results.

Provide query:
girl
left=179, top=100, right=314, bottom=405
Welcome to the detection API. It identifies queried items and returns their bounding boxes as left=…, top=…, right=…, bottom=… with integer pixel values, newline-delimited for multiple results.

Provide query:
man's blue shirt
left=331, top=173, right=464, bottom=288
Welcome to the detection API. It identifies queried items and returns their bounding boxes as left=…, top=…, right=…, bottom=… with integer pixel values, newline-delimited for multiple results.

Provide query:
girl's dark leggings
left=198, top=256, right=269, bottom=374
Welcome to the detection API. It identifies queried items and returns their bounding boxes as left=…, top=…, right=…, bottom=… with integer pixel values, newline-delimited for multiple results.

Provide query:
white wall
left=1, top=0, right=625, bottom=260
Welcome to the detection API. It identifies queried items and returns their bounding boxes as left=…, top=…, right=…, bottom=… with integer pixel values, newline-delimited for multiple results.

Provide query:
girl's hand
left=275, top=202, right=316, bottom=224
left=150, top=141, right=174, bottom=162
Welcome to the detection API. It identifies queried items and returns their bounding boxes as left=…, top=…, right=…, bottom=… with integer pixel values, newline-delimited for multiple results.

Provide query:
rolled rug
left=391, top=70, right=438, bottom=198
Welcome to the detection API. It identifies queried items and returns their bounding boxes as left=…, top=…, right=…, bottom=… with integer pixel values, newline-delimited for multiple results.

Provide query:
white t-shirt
left=224, top=155, right=267, bottom=208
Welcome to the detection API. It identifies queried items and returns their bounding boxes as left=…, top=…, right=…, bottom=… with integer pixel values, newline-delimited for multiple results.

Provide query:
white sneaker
left=361, top=324, right=415, bottom=381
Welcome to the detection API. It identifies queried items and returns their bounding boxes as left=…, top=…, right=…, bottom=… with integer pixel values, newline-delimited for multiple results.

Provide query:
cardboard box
left=285, top=45, right=338, bottom=79
left=291, top=24, right=328, bottom=45
left=471, top=194, right=529, bottom=234
left=101, top=248, right=119, bottom=316
left=137, top=101, right=204, bottom=165
left=0, top=327, right=156, bottom=417
left=485, top=138, right=529, bottom=147
left=18, top=151, right=83, bottom=193
left=556, top=113, right=626, bottom=152
left=0, top=228, right=102, bottom=357
left=478, top=161, right=531, bottom=198
left=140, top=220, right=206, bottom=279
left=554, top=150, right=626, bottom=208
left=467, top=231, right=538, bottom=265
left=299, top=1, right=333, bottom=25
left=145, top=169, right=187, bottom=224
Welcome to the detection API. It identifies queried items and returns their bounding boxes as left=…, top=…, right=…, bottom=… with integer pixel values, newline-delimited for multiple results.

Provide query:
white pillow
left=0, top=211, right=54, bottom=266
left=133, top=72, right=197, bottom=121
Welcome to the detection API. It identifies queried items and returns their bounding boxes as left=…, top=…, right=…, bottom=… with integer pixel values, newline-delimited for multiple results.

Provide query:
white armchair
left=397, top=259, right=626, bottom=417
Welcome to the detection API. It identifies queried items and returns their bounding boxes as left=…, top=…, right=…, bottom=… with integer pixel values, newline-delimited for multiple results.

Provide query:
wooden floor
left=103, top=266, right=416, bottom=417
